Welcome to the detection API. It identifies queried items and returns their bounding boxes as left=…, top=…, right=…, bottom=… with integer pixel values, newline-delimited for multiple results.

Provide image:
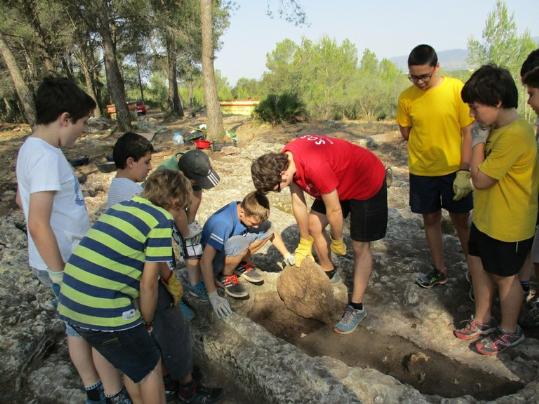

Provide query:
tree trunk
left=165, top=35, right=183, bottom=118
left=200, top=0, right=224, bottom=141
left=99, top=19, right=130, bottom=131
left=133, top=53, right=144, bottom=102
left=0, top=34, right=36, bottom=125
left=79, top=50, right=102, bottom=118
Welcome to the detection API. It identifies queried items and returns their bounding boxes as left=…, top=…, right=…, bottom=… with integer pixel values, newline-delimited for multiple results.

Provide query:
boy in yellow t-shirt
left=397, top=44, right=474, bottom=288
left=454, top=65, right=538, bottom=355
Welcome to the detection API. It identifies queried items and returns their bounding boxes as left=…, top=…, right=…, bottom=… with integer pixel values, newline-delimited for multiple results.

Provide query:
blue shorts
left=409, top=172, right=473, bottom=214
left=212, top=222, right=273, bottom=275
left=73, top=323, right=161, bottom=383
left=32, top=267, right=79, bottom=337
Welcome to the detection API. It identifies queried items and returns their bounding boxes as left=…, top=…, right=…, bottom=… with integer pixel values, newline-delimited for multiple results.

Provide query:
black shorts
left=152, top=283, right=193, bottom=380
left=468, top=224, right=533, bottom=277
left=74, top=323, right=160, bottom=383
left=311, top=181, right=387, bottom=242
left=409, top=172, right=473, bottom=214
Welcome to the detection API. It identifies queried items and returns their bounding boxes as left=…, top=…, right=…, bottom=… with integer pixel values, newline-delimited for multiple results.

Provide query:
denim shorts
left=32, top=267, right=79, bottom=337
left=212, top=222, right=273, bottom=274
left=73, top=323, right=161, bottom=383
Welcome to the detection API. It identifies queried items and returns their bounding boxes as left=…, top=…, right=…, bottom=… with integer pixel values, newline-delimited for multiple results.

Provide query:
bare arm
left=200, top=244, right=218, bottom=294
left=187, top=190, right=202, bottom=222
left=139, top=261, right=161, bottom=324
left=460, top=123, right=473, bottom=170
left=269, top=231, right=291, bottom=258
left=320, top=190, right=343, bottom=240
left=290, top=182, right=310, bottom=238
left=470, top=144, right=497, bottom=189
left=27, top=191, right=64, bottom=271
left=399, top=125, right=411, bottom=141
left=173, top=209, right=190, bottom=238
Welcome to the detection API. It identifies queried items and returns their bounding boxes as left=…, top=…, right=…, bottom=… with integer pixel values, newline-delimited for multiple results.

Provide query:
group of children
left=395, top=45, right=539, bottom=355
left=14, top=44, right=539, bottom=402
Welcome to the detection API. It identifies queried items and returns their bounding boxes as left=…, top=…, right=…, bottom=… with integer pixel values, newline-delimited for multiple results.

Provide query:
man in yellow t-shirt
left=397, top=44, right=474, bottom=288
left=454, top=65, right=538, bottom=356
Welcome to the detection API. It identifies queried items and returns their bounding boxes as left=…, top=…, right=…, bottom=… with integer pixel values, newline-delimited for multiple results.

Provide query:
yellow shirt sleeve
left=480, top=130, right=528, bottom=180
left=396, top=93, right=411, bottom=128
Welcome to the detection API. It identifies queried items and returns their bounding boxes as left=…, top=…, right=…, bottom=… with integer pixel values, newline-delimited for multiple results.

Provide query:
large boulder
left=276, top=259, right=343, bottom=324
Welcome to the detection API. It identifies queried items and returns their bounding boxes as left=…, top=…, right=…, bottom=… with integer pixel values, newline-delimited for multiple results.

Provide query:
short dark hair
left=251, top=153, right=289, bottom=194
left=35, top=77, right=96, bottom=125
left=461, top=64, right=518, bottom=109
left=113, top=132, right=155, bottom=169
left=523, top=67, right=539, bottom=89
left=520, top=49, right=539, bottom=78
left=408, top=44, right=438, bottom=67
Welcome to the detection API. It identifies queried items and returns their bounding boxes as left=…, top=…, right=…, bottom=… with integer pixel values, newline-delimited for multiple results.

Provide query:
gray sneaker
left=416, top=269, right=447, bottom=288
left=218, top=274, right=249, bottom=298
left=334, top=305, right=367, bottom=334
left=234, top=261, right=264, bottom=284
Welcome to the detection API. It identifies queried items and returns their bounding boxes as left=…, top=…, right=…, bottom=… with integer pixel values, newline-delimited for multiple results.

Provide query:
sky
left=214, top=0, right=539, bottom=85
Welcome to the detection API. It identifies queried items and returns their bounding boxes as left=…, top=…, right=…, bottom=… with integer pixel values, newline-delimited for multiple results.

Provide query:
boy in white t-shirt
left=106, top=132, right=154, bottom=209
left=16, top=77, right=124, bottom=403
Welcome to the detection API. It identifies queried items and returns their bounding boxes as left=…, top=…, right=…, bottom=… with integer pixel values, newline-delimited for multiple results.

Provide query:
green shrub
left=254, top=93, right=306, bottom=124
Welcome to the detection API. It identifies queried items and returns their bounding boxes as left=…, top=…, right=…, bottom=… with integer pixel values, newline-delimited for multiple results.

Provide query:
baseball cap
left=178, top=150, right=220, bottom=189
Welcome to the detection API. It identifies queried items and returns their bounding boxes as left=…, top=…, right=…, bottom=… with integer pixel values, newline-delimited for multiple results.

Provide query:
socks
left=350, top=302, right=363, bottom=311
left=521, top=280, right=530, bottom=294
left=85, top=380, right=104, bottom=402
left=105, top=388, right=131, bottom=404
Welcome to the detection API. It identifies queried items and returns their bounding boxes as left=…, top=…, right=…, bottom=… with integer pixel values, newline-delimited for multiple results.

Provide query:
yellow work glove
left=330, top=236, right=347, bottom=256
left=294, top=236, right=314, bottom=266
left=452, top=170, right=473, bottom=201
left=161, top=271, right=183, bottom=306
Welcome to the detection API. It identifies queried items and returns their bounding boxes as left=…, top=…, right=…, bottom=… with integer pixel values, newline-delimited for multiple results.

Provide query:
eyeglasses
left=408, top=72, right=434, bottom=83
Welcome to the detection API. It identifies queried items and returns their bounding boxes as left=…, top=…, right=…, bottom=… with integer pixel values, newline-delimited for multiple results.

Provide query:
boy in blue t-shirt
left=199, top=191, right=294, bottom=318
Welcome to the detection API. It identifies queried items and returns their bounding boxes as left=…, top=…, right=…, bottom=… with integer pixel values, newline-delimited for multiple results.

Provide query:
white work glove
left=284, top=253, right=295, bottom=266
left=47, top=269, right=64, bottom=298
left=208, top=291, right=232, bottom=319
left=187, top=221, right=202, bottom=238
left=471, top=122, right=490, bottom=148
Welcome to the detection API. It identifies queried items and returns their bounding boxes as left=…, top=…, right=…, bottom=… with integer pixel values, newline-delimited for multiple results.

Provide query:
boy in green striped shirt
left=58, top=169, right=191, bottom=403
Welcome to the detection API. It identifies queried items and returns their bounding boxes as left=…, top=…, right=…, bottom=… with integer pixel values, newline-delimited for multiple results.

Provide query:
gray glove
left=208, top=291, right=232, bottom=319
left=284, top=253, right=295, bottom=266
left=187, top=221, right=202, bottom=238
left=471, top=122, right=490, bottom=148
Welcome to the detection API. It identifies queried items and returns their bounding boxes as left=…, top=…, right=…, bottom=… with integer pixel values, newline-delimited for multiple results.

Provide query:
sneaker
left=217, top=274, right=249, bottom=298
left=334, top=305, right=367, bottom=334
left=188, top=281, right=209, bottom=302
left=474, top=326, right=525, bottom=355
left=180, top=299, right=195, bottom=321
left=177, top=381, right=224, bottom=404
left=416, top=269, right=447, bottom=288
left=234, top=261, right=264, bottom=284
left=453, top=317, right=497, bottom=340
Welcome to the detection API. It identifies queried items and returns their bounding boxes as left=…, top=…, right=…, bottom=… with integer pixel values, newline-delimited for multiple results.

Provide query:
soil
left=247, top=291, right=524, bottom=401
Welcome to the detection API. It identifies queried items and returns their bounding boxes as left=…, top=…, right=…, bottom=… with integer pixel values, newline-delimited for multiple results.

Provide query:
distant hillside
left=391, top=49, right=468, bottom=71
